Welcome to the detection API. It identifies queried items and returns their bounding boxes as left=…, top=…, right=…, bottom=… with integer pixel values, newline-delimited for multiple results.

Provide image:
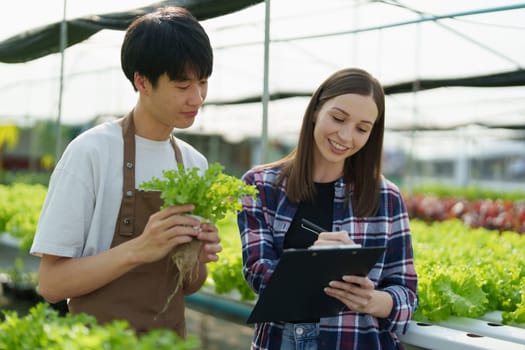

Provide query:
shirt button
left=295, top=327, right=304, bottom=335
left=126, top=162, right=133, bottom=169
left=126, top=190, right=133, bottom=197
left=123, top=217, right=131, bottom=225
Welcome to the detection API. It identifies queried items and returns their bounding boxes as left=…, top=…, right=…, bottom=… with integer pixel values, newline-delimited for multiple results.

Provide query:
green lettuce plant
left=139, top=163, right=257, bottom=314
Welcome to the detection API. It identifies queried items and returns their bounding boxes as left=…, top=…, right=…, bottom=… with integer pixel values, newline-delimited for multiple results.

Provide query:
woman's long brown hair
left=264, top=68, right=385, bottom=217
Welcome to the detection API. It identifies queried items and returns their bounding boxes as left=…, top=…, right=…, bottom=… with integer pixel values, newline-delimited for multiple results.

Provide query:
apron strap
left=117, top=111, right=183, bottom=236
left=170, top=135, right=183, bottom=164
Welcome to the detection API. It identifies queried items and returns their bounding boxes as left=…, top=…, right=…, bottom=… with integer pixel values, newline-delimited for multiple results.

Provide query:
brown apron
left=68, top=112, right=186, bottom=336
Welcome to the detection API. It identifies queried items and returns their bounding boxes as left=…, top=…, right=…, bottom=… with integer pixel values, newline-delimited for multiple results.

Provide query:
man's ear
left=133, top=72, right=150, bottom=94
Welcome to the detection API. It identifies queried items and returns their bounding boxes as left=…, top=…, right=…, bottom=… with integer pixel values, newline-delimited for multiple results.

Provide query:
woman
left=238, top=68, right=418, bottom=349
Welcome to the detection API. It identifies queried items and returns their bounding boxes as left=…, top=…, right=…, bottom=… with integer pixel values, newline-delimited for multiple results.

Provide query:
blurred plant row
left=0, top=183, right=47, bottom=251
left=1, top=182, right=522, bottom=254
left=405, top=194, right=525, bottom=233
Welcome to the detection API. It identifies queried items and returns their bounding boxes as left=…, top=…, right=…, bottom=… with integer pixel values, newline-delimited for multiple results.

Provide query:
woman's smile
left=328, top=138, right=350, bottom=152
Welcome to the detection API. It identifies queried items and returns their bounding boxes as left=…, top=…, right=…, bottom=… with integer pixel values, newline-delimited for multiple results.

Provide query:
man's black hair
left=121, top=6, right=213, bottom=90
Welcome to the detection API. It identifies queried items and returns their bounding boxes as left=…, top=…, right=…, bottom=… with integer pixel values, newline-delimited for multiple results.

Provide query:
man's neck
left=132, top=103, right=173, bottom=141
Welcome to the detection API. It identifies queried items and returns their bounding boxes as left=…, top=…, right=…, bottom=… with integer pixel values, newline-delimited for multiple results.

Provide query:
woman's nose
left=337, top=124, right=354, bottom=144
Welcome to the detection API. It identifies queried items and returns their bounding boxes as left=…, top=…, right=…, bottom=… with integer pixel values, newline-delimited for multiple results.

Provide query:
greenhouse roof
left=0, top=0, right=524, bottom=140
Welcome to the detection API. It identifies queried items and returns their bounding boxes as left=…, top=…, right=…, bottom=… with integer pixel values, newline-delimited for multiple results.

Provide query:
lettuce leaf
left=139, top=163, right=257, bottom=223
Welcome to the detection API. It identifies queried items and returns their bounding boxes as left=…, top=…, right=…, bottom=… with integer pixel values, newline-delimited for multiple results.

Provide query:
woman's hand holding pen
left=324, top=275, right=394, bottom=318
left=301, top=219, right=356, bottom=247
left=312, top=230, right=356, bottom=247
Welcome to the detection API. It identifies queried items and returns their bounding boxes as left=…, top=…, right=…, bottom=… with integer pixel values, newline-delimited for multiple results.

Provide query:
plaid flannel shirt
left=238, top=165, right=418, bottom=350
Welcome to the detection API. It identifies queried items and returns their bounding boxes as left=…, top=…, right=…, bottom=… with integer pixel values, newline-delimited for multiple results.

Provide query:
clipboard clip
left=300, top=218, right=328, bottom=236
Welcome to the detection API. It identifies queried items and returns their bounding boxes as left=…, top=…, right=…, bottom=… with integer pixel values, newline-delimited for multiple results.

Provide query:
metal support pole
left=260, top=0, right=271, bottom=163
left=406, top=22, right=421, bottom=190
left=55, top=0, right=67, bottom=163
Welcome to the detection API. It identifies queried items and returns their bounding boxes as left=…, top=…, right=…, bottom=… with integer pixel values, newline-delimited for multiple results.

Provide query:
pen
left=300, top=218, right=329, bottom=236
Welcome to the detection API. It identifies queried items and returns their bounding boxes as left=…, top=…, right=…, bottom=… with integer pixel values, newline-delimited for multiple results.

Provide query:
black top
left=284, top=181, right=335, bottom=249
left=282, top=182, right=336, bottom=323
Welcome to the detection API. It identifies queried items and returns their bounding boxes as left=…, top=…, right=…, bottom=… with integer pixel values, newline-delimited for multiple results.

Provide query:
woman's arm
left=237, top=169, right=282, bottom=295
left=375, top=187, right=418, bottom=334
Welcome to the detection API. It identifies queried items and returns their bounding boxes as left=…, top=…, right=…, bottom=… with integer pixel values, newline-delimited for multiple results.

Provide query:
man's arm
left=38, top=243, right=141, bottom=303
left=37, top=204, right=201, bottom=303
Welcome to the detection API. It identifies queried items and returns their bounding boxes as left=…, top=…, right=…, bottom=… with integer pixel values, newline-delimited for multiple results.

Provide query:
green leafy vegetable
left=139, top=163, right=257, bottom=223
left=0, top=303, right=199, bottom=350
left=138, top=162, right=257, bottom=316
left=412, top=219, right=525, bottom=325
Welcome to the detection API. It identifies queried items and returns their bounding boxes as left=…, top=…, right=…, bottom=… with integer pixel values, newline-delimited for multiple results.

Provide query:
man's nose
left=187, top=84, right=204, bottom=106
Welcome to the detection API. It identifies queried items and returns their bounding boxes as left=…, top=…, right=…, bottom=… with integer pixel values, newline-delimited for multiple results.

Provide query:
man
left=30, top=6, right=221, bottom=337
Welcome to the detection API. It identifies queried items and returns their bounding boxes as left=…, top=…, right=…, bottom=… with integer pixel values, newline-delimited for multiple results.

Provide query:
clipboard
left=246, top=245, right=385, bottom=323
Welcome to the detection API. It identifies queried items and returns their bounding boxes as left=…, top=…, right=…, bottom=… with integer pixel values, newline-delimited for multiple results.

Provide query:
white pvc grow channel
left=398, top=319, right=525, bottom=350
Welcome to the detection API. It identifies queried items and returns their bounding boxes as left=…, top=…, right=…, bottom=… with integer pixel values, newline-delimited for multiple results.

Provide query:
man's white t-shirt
left=30, top=120, right=207, bottom=258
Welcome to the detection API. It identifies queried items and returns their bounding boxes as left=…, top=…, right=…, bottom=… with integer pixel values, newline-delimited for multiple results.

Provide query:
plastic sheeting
left=0, top=0, right=263, bottom=63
